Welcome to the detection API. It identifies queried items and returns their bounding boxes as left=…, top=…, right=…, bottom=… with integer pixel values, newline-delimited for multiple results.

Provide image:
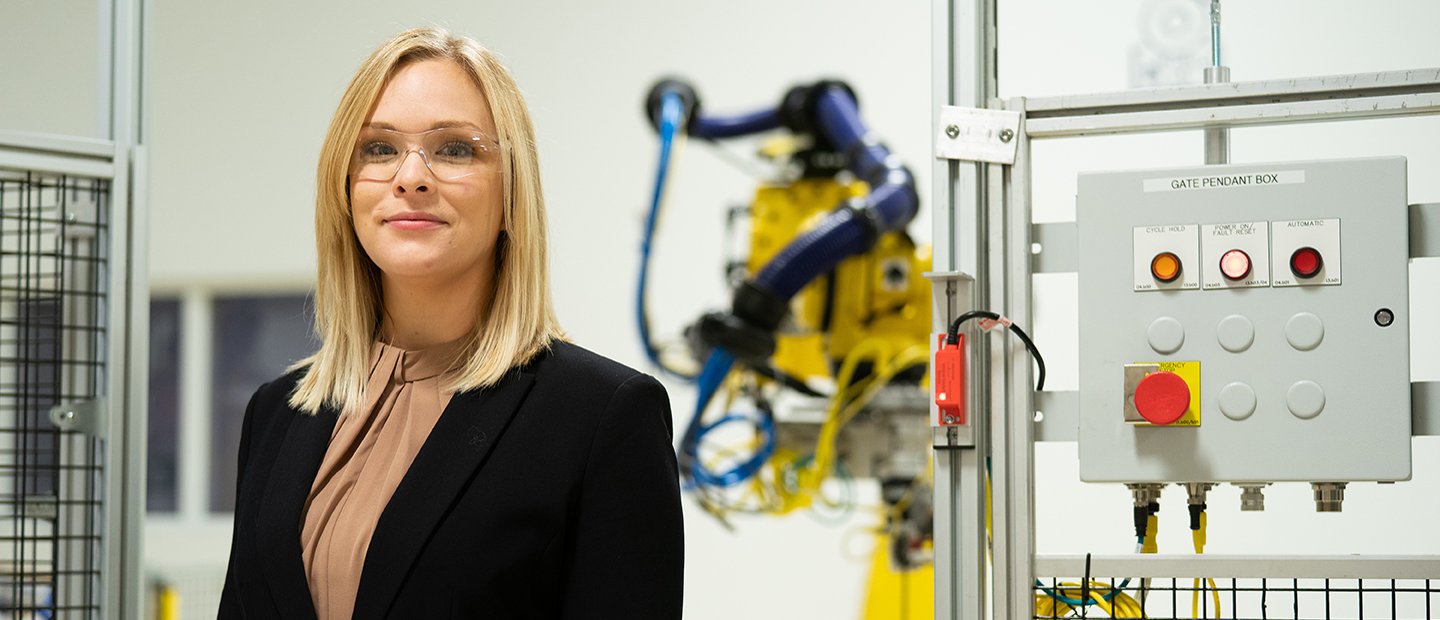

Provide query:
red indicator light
left=1290, top=247, right=1323, bottom=279
left=1150, top=252, right=1182, bottom=283
left=1219, top=249, right=1251, bottom=281
left=1134, top=371, right=1190, bottom=426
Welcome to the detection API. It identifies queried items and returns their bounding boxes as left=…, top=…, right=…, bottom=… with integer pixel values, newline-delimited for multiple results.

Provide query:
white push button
left=1147, top=317, right=1185, bottom=355
left=1218, top=382, right=1257, bottom=420
left=1285, top=312, right=1324, bottom=351
left=1216, top=315, right=1254, bottom=353
left=1286, top=380, right=1325, bottom=419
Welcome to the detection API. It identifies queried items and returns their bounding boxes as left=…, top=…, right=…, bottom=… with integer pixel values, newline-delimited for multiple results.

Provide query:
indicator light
left=1219, top=249, right=1251, bottom=281
left=1290, top=247, right=1323, bottom=278
left=1150, top=252, right=1182, bottom=283
left=1133, top=371, right=1190, bottom=426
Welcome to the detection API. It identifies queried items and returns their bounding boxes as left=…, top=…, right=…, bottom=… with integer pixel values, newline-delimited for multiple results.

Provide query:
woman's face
left=350, top=59, right=504, bottom=289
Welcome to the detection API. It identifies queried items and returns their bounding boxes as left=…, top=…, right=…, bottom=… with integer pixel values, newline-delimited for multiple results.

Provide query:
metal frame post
left=104, top=0, right=146, bottom=616
left=933, top=0, right=998, bottom=618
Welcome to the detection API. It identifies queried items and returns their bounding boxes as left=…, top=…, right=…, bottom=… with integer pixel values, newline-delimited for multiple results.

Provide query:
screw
left=1374, top=308, right=1394, bottom=327
left=999, top=128, right=1015, bottom=143
left=66, top=212, right=78, bottom=223
left=60, top=411, right=75, bottom=422
left=945, top=124, right=960, bottom=139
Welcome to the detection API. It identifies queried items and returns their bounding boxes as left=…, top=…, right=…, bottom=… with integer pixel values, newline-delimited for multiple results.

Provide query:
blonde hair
left=289, top=27, right=565, bottom=414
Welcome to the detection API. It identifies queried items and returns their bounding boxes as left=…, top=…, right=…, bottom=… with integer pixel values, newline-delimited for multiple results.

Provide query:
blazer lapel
left=352, top=370, right=537, bottom=619
left=254, top=406, right=337, bottom=620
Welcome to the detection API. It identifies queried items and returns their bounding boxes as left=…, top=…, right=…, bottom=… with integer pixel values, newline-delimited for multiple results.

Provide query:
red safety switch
left=1133, top=371, right=1190, bottom=425
left=934, top=333, right=966, bottom=425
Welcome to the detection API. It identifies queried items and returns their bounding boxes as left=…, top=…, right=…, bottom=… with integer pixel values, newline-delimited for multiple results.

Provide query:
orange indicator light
left=1150, top=252, right=1182, bottom=283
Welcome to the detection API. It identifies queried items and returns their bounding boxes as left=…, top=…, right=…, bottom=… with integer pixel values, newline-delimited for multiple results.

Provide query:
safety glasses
left=350, top=126, right=502, bottom=182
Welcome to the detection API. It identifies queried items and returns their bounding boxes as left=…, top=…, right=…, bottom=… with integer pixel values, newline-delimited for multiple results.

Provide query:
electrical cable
left=800, top=339, right=928, bottom=505
left=1191, top=510, right=1222, bottom=618
left=682, top=349, right=776, bottom=490
left=636, top=90, right=699, bottom=381
left=945, top=310, right=1047, bottom=391
left=1032, top=493, right=1155, bottom=617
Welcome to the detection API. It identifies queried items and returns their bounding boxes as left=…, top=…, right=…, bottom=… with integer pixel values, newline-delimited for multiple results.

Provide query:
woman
left=219, top=28, right=684, bottom=619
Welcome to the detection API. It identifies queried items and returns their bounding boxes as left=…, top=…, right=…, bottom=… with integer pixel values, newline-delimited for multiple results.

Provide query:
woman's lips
left=385, top=213, right=446, bottom=231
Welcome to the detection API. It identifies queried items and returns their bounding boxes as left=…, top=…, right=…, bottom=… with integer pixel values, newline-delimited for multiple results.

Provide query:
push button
left=1133, top=371, right=1190, bottom=426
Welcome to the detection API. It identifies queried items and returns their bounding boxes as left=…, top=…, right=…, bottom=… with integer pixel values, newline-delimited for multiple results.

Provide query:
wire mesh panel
left=1035, top=556, right=1440, bottom=620
left=0, top=171, right=108, bottom=618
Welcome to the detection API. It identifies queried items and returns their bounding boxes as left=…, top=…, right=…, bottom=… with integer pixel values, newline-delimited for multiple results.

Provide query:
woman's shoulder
left=250, top=368, right=307, bottom=412
left=528, top=341, right=663, bottom=395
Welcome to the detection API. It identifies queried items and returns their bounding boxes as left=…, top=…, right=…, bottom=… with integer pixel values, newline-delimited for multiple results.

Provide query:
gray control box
left=1076, top=157, right=1411, bottom=483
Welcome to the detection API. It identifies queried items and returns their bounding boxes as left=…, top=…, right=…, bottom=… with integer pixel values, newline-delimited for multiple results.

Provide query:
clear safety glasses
left=350, top=127, right=502, bottom=182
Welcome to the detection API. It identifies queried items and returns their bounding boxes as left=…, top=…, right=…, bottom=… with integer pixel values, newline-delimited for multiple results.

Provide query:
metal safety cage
left=1034, top=556, right=1438, bottom=620
left=0, top=0, right=149, bottom=617
left=930, top=0, right=1440, bottom=618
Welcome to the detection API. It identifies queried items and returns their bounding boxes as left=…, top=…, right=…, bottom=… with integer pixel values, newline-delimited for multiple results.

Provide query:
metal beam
left=932, top=0, right=996, bottom=617
left=1036, top=554, right=1440, bottom=580
left=105, top=0, right=147, bottom=616
left=0, top=150, right=114, bottom=180
left=1027, top=91, right=1440, bottom=139
left=0, top=130, right=116, bottom=160
left=1025, top=67, right=1440, bottom=117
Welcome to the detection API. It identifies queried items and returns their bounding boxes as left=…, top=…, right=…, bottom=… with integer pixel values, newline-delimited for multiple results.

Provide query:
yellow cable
left=1190, top=512, right=1221, bottom=618
left=802, top=339, right=927, bottom=504
left=1036, top=581, right=1145, bottom=618
left=1032, top=508, right=1152, bottom=618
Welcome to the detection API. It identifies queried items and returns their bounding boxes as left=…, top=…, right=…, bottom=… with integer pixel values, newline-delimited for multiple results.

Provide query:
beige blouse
left=300, top=339, right=463, bottom=620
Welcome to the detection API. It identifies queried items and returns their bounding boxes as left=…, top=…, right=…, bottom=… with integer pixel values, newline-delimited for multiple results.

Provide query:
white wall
left=0, top=0, right=102, bottom=138
left=8, top=0, right=1439, bottom=617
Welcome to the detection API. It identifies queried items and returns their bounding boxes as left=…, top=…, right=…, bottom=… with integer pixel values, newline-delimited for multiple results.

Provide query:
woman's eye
left=361, top=141, right=399, bottom=159
left=435, top=141, right=476, bottom=160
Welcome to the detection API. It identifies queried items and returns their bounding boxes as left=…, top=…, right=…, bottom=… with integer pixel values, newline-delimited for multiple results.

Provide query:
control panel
left=1076, top=157, right=1411, bottom=483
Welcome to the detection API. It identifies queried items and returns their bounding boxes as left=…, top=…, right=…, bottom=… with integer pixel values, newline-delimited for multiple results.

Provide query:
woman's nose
left=393, top=150, right=433, bottom=194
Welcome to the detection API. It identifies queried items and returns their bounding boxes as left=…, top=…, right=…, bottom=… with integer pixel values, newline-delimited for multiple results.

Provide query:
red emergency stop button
left=1290, top=247, right=1323, bottom=279
left=1134, top=371, right=1190, bottom=425
left=1219, top=249, right=1251, bottom=281
left=1150, top=252, right=1182, bottom=283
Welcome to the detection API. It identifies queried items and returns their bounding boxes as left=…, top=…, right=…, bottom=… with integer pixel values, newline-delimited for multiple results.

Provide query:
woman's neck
left=379, top=270, right=491, bottom=350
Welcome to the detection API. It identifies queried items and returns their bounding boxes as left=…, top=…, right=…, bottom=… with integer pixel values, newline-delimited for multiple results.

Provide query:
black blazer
left=218, top=342, right=684, bottom=619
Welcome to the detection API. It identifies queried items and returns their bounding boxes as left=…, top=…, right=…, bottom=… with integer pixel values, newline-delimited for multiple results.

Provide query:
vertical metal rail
left=933, top=0, right=997, bottom=617
left=987, top=97, right=1036, bottom=620
left=104, top=0, right=147, bottom=616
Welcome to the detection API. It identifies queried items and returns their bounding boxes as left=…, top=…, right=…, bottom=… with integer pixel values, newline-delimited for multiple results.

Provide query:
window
left=147, top=298, right=180, bottom=512
left=208, top=295, right=318, bottom=512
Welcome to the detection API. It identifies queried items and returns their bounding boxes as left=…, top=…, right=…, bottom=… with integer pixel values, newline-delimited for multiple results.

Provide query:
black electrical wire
left=945, top=310, right=1047, bottom=391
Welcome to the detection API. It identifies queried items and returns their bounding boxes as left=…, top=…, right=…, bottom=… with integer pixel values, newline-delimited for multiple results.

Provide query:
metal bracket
left=62, top=184, right=100, bottom=239
left=933, top=425, right=975, bottom=449
left=1415, top=382, right=1439, bottom=436
left=1031, top=222, right=1078, bottom=274
left=50, top=398, right=107, bottom=438
left=1413, top=203, right=1439, bottom=258
left=935, top=106, right=1023, bottom=164
left=1034, top=390, right=1078, bottom=442
left=1123, top=364, right=1161, bottom=423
